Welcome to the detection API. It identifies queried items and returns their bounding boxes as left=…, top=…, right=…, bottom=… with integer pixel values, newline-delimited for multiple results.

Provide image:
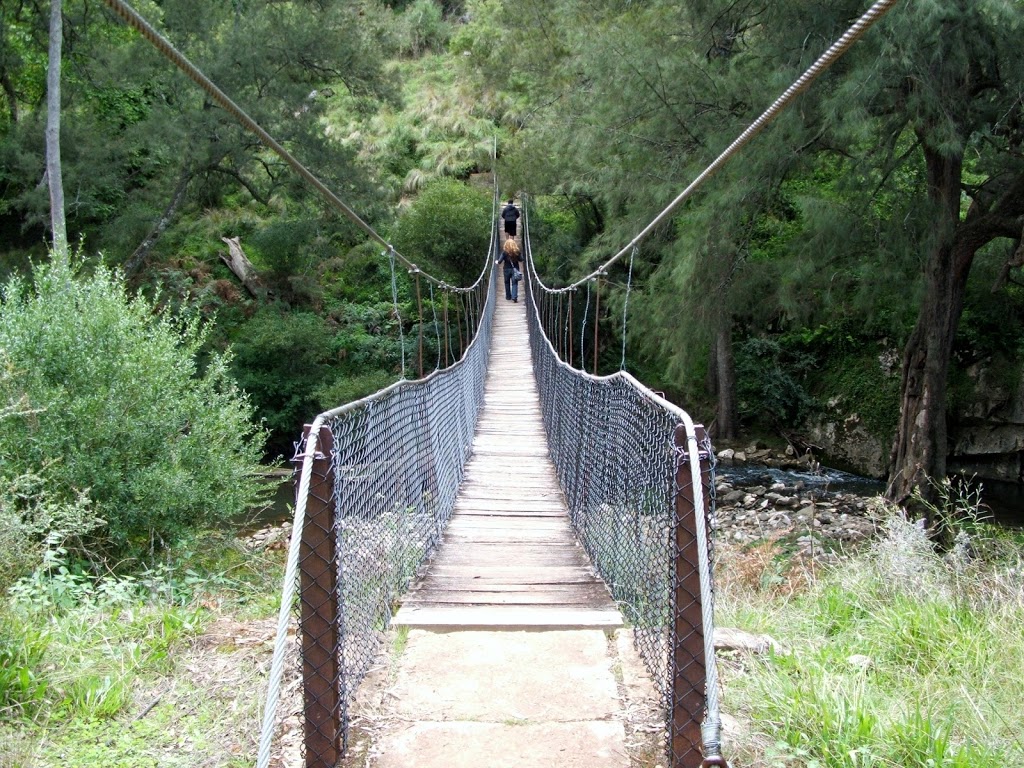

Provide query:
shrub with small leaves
left=0, top=257, right=267, bottom=561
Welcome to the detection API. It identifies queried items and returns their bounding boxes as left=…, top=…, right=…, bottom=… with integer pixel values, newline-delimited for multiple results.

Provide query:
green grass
left=0, top=531, right=286, bottom=767
left=716, top=509, right=1024, bottom=767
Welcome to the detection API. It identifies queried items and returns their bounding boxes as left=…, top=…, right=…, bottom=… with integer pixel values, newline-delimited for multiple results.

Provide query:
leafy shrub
left=0, top=472, right=101, bottom=597
left=734, top=337, right=816, bottom=427
left=0, top=258, right=267, bottom=561
left=527, top=197, right=584, bottom=282
left=314, top=370, right=397, bottom=411
left=229, top=307, right=336, bottom=457
left=390, top=178, right=492, bottom=285
left=248, top=218, right=321, bottom=279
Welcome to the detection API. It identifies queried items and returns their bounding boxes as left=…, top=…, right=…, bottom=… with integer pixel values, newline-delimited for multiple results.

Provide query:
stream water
left=719, top=463, right=1023, bottom=528
left=246, top=464, right=1023, bottom=531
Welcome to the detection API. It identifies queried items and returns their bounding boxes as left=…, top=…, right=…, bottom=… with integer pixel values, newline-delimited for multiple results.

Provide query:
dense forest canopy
left=1, top=0, right=1022, bottom=519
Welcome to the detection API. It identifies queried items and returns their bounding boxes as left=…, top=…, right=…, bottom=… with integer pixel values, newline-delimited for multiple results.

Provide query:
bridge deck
left=392, top=283, right=623, bottom=631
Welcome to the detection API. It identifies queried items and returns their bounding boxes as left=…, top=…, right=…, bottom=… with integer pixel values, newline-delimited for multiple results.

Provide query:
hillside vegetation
left=1, top=1, right=1024, bottom=766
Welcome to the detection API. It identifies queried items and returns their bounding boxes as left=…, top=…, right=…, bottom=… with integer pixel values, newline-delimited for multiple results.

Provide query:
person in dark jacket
left=501, top=198, right=520, bottom=239
left=496, top=237, right=522, bottom=302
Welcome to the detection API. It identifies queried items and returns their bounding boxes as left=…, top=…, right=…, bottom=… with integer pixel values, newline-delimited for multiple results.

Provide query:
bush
left=0, top=258, right=267, bottom=561
left=0, top=472, right=101, bottom=596
left=390, top=178, right=492, bottom=285
left=734, top=336, right=816, bottom=427
left=397, top=0, right=450, bottom=56
left=229, top=300, right=408, bottom=455
left=527, top=197, right=584, bottom=282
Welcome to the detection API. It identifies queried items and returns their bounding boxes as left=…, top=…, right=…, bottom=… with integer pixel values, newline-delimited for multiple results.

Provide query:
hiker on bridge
left=501, top=198, right=520, bottom=239
left=496, top=237, right=522, bottom=303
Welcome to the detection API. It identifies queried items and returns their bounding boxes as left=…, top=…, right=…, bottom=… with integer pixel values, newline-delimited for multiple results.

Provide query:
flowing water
left=718, top=463, right=1023, bottom=527
left=246, top=466, right=1023, bottom=530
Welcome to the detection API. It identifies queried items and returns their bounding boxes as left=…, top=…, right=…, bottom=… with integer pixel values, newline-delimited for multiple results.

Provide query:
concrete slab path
left=347, top=628, right=664, bottom=768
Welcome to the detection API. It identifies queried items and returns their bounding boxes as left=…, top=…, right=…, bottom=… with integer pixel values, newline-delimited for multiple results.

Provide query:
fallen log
left=220, top=236, right=266, bottom=299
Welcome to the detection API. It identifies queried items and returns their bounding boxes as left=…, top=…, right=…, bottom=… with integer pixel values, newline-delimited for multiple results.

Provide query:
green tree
left=1, top=0, right=394, bottom=272
left=469, top=0, right=1024, bottom=516
left=390, top=178, right=492, bottom=284
left=827, top=0, right=1024, bottom=510
left=0, top=257, right=267, bottom=560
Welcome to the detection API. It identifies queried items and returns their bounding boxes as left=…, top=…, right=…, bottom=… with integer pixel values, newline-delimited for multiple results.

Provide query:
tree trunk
left=125, top=168, right=192, bottom=277
left=991, top=223, right=1024, bottom=293
left=888, top=139, right=1024, bottom=528
left=45, top=0, right=67, bottom=264
left=713, top=321, right=737, bottom=439
left=887, top=146, right=964, bottom=512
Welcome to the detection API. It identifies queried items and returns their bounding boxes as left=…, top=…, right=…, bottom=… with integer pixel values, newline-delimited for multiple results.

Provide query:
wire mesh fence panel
left=522, top=204, right=724, bottom=768
left=291, top=243, right=496, bottom=767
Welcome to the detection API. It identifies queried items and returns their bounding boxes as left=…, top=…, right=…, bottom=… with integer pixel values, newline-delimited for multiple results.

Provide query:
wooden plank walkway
left=392, top=277, right=623, bottom=631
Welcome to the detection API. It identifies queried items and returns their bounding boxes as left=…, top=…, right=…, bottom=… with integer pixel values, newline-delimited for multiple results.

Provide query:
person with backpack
left=496, top=237, right=522, bottom=302
left=501, top=198, right=520, bottom=239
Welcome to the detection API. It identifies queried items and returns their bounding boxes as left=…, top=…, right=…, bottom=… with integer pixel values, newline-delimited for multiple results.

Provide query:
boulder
left=714, top=627, right=785, bottom=655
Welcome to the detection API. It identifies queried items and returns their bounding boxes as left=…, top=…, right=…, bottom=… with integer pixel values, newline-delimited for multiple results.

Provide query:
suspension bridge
left=272, top=208, right=722, bottom=768
left=92, top=1, right=902, bottom=765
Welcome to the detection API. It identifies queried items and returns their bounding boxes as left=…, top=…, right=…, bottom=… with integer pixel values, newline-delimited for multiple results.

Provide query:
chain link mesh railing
left=521, top=205, right=726, bottom=768
left=257, top=215, right=498, bottom=768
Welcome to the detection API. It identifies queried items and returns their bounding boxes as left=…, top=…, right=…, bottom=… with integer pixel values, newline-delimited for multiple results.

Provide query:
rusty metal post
left=294, top=423, right=340, bottom=768
left=671, top=423, right=712, bottom=768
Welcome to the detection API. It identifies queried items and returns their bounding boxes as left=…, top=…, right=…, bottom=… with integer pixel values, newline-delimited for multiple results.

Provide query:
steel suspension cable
left=620, top=246, right=636, bottom=371
left=389, top=250, right=407, bottom=379
left=542, top=0, right=900, bottom=293
left=430, top=283, right=441, bottom=372
left=99, top=0, right=472, bottom=290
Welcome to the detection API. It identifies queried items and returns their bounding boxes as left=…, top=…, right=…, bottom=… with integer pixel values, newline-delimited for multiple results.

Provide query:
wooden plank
left=415, top=574, right=600, bottom=588
left=391, top=606, right=624, bottom=631
left=453, top=502, right=567, bottom=513
left=446, top=517, right=570, bottom=529
left=429, top=550, right=587, bottom=565
left=425, top=565, right=595, bottom=577
left=401, top=588, right=612, bottom=605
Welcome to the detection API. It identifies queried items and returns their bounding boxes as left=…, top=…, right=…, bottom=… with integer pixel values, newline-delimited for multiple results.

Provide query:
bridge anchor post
left=293, top=423, right=341, bottom=767
left=671, top=424, right=714, bottom=768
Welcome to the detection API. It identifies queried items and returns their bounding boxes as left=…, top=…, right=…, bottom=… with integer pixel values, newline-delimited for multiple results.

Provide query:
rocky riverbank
left=713, top=443, right=884, bottom=561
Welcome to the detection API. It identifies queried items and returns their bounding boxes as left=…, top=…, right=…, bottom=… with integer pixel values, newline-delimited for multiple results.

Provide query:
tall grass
left=717, top=502, right=1024, bottom=767
left=0, top=531, right=285, bottom=766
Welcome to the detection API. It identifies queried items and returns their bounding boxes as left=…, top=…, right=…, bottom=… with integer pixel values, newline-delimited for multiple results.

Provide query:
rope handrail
left=534, top=0, right=901, bottom=294
left=99, top=0, right=493, bottom=293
